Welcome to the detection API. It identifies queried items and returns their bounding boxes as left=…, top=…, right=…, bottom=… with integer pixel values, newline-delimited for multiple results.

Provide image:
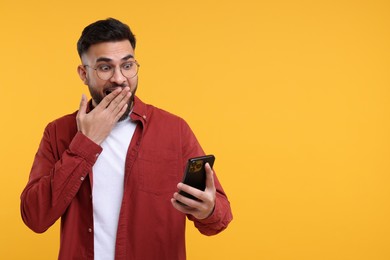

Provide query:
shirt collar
left=130, top=96, right=148, bottom=124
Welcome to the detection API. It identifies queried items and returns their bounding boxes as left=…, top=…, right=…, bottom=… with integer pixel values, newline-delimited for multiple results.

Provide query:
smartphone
left=179, top=155, right=215, bottom=201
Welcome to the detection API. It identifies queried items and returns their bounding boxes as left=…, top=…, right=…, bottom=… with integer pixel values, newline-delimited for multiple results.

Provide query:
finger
left=113, top=103, right=129, bottom=121
left=171, top=198, right=191, bottom=214
left=173, top=191, right=194, bottom=206
left=97, top=88, right=123, bottom=109
left=177, top=183, right=203, bottom=200
left=107, top=92, right=131, bottom=122
left=205, top=163, right=215, bottom=190
left=106, top=88, right=131, bottom=113
left=171, top=198, right=197, bottom=214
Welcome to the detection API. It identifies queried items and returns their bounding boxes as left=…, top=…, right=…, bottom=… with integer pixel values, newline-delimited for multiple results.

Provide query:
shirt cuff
left=68, top=132, right=102, bottom=166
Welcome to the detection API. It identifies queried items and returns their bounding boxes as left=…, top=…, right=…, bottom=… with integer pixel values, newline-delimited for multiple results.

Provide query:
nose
left=110, top=66, right=126, bottom=84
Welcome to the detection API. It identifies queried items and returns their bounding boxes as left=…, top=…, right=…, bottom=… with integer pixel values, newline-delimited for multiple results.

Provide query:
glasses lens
left=121, top=62, right=139, bottom=79
left=97, top=70, right=112, bottom=80
left=94, top=62, right=139, bottom=80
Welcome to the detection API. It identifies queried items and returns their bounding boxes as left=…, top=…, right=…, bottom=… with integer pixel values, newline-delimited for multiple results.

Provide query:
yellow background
left=1, top=0, right=389, bottom=259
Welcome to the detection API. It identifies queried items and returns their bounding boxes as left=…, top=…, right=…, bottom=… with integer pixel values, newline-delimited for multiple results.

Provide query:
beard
left=88, top=82, right=138, bottom=122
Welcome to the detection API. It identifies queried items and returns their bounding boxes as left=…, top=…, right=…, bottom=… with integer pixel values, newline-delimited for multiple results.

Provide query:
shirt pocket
left=137, top=149, right=179, bottom=195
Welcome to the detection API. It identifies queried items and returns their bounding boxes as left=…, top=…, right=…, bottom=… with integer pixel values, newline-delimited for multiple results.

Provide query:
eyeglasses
left=84, top=61, right=140, bottom=80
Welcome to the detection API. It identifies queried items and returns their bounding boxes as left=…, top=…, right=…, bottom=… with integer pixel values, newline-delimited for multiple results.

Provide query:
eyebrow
left=96, top=54, right=134, bottom=63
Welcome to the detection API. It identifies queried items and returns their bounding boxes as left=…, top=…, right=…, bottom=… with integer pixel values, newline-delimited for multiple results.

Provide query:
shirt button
left=80, top=176, right=85, bottom=181
left=88, top=228, right=92, bottom=233
left=142, top=115, right=147, bottom=119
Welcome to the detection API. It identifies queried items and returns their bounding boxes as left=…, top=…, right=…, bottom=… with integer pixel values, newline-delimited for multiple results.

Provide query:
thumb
left=78, top=94, right=87, bottom=116
left=205, top=163, right=215, bottom=190
left=76, top=94, right=87, bottom=132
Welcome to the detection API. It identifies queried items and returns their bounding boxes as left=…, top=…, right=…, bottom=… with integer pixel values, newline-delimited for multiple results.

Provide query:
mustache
left=105, top=83, right=128, bottom=91
left=107, top=83, right=127, bottom=88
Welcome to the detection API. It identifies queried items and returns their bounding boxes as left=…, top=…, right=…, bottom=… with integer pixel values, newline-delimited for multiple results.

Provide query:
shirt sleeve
left=187, top=173, right=233, bottom=236
left=179, top=119, right=233, bottom=235
left=20, top=122, right=102, bottom=233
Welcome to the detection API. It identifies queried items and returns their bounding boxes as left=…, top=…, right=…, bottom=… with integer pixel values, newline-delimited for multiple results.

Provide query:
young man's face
left=78, top=40, right=138, bottom=114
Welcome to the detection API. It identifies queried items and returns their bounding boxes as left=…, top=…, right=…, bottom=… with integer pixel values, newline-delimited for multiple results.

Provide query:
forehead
left=82, top=40, right=135, bottom=63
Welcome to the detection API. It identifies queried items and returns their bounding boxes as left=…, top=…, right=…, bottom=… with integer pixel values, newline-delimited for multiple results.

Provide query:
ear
left=77, top=65, right=88, bottom=85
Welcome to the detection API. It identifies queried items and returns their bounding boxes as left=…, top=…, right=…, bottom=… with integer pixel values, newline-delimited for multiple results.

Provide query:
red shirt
left=20, top=96, right=232, bottom=260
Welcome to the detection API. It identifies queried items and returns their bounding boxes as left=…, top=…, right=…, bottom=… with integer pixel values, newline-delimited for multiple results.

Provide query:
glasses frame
left=84, top=61, right=140, bottom=80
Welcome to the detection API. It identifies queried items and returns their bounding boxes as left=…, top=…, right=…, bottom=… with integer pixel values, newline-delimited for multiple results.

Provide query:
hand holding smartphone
left=178, top=155, right=215, bottom=201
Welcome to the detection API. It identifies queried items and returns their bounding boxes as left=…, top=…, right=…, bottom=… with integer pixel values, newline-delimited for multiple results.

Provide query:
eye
left=122, top=62, right=134, bottom=70
left=97, top=64, right=112, bottom=72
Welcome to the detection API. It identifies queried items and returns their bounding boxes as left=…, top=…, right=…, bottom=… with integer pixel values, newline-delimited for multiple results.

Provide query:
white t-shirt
left=92, top=117, right=136, bottom=260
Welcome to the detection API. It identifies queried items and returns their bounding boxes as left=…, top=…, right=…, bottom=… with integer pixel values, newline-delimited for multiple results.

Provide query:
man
left=20, top=18, right=232, bottom=260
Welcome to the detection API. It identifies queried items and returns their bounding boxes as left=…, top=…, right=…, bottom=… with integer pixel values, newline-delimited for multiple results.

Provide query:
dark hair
left=77, top=18, right=136, bottom=58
